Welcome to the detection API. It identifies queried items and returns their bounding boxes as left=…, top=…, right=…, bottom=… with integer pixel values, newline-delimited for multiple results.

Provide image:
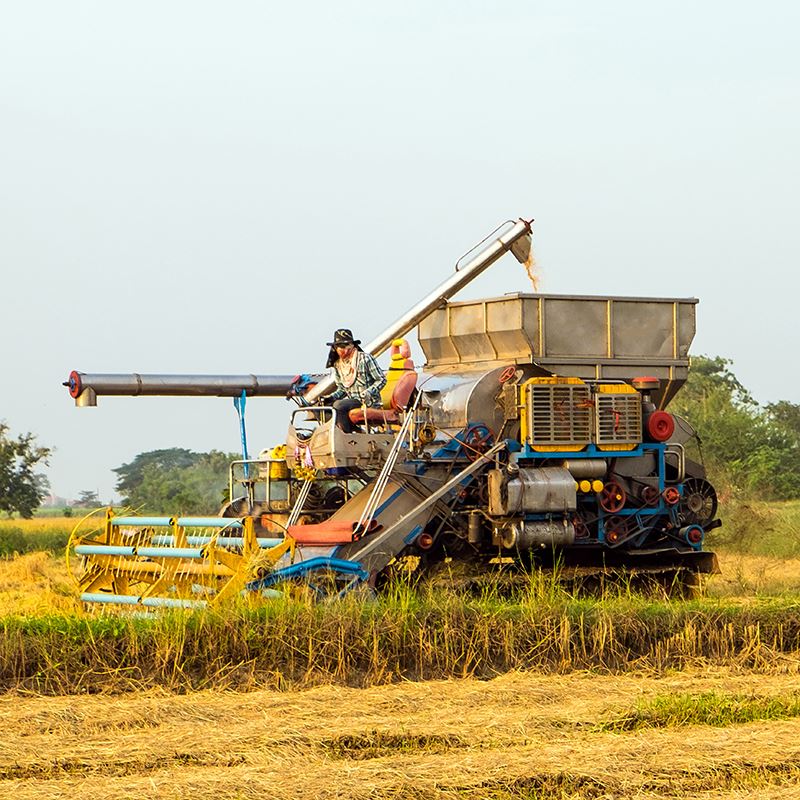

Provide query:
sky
left=1, top=1, right=798, bottom=501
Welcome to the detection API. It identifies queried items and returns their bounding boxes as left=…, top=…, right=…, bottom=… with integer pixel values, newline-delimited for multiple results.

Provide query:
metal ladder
left=354, top=390, right=422, bottom=535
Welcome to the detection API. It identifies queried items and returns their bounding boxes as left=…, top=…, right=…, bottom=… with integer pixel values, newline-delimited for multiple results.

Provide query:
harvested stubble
left=1, top=588, right=800, bottom=694
left=2, top=669, right=800, bottom=799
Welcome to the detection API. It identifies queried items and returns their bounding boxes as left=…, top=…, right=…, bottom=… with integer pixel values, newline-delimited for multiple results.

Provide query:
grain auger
left=65, top=216, right=720, bottom=607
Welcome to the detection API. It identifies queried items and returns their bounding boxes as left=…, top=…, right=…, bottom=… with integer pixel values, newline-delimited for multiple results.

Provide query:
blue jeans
left=332, top=398, right=363, bottom=433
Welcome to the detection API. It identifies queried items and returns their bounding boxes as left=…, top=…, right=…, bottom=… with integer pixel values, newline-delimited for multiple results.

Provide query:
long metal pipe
left=305, top=218, right=533, bottom=402
left=65, top=372, right=307, bottom=404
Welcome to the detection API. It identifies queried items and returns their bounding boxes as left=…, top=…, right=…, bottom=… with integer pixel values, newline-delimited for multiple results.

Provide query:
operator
left=322, top=328, right=386, bottom=433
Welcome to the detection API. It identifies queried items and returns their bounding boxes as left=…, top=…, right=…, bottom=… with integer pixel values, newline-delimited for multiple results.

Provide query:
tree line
left=670, top=356, right=800, bottom=500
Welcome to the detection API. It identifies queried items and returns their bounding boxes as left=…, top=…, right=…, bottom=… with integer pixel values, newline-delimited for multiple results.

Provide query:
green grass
left=601, top=689, right=800, bottom=731
left=0, top=527, right=71, bottom=557
left=715, top=498, right=800, bottom=559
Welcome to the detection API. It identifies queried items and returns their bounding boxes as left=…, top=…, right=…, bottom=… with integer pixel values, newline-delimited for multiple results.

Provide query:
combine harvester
left=65, top=218, right=720, bottom=608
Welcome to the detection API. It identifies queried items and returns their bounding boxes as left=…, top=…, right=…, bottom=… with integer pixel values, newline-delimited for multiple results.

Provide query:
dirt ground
left=2, top=669, right=800, bottom=799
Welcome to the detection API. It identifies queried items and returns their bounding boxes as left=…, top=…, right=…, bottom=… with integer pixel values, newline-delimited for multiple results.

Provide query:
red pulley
left=641, top=485, right=660, bottom=506
left=417, top=533, right=434, bottom=550
left=663, top=487, right=680, bottom=505
left=605, top=516, right=628, bottom=544
left=599, top=481, right=626, bottom=513
left=646, top=411, right=675, bottom=442
left=685, top=526, right=704, bottom=544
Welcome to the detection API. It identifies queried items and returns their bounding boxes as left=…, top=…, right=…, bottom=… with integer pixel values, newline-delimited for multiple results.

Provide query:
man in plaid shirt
left=323, top=328, right=386, bottom=433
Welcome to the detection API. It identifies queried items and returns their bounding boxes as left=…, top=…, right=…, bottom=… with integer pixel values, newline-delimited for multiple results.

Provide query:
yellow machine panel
left=520, top=377, right=592, bottom=452
left=594, top=383, right=642, bottom=451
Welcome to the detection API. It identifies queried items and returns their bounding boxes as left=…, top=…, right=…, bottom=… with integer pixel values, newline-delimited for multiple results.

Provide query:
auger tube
left=304, top=218, right=533, bottom=402
left=65, top=218, right=532, bottom=406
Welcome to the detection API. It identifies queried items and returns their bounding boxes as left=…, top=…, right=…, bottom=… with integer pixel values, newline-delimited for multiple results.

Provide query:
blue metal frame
left=233, top=390, right=250, bottom=478
left=245, top=557, right=369, bottom=594
left=516, top=441, right=665, bottom=463
left=513, top=441, right=704, bottom=551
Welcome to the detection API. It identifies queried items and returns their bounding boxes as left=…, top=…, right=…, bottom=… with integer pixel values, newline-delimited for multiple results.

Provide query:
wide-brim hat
left=327, top=328, right=361, bottom=347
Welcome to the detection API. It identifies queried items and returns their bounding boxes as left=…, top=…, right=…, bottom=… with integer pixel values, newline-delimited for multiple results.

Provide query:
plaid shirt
left=329, top=351, right=386, bottom=407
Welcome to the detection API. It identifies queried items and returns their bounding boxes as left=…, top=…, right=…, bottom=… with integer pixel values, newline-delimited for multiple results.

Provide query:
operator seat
left=349, top=338, right=417, bottom=427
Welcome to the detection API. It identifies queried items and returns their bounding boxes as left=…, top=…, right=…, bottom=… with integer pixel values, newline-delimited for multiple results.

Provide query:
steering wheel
left=498, top=365, right=517, bottom=384
left=462, top=424, right=495, bottom=461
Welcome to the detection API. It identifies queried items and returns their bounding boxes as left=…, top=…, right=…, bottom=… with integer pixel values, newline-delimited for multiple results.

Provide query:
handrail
left=355, top=390, right=423, bottom=534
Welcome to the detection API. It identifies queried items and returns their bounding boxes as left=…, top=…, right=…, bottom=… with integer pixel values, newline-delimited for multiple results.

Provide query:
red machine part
left=498, top=365, right=517, bottom=384
left=641, top=485, right=661, bottom=506
left=646, top=411, right=675, bottom=442
left=599, top=480, right=627, bottom=513
left=662, top=487, right=681, bottom=505
left=463, top=424, right=495, bottom=462
left=417, top=532, right=434, bottom=550
left=67, top=370, right=83, bottom=399
left=684, top=525, right=704, bottom=544
left=632, top=376, right=661, bottom=392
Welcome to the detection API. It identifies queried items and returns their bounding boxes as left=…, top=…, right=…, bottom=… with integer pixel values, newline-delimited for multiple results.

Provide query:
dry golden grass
left=708, top=550, right=800, bottom=597
left=2, top=669, right=800, bottom=798
left=0, top=526, right=799, bottom=795
left=0, top=517, right=75, bottom=534
left=0, top=553, right=80, bottom=615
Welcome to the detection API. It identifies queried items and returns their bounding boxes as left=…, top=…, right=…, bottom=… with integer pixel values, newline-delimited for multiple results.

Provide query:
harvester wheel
left=678, top=478, right=718, bottom=525
left=640, top=485, right=660, bottom=507
left=599, top=481, right=626, bottom=513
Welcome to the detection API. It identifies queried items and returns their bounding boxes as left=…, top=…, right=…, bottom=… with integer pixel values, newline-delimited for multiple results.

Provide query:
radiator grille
left=527, top=384, right=592, bottom=448
left=595, top=393, right=642, bottom=446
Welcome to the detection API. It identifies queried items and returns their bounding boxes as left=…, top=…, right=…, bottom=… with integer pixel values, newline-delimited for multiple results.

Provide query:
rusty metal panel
left=417, top=294, right=699, bottom=401
left=612, top=301, right=673, bottom=358
left=542, top=298, right=608, bottom=357
left=595, top=392, right=642, bottom=446
left=448, top=302, right=496, bottom=362
left=485, top=298, right=536, bottom=360
left=677, top=303, right=696, bottom=358
left=526, top=382, right=593, bottom=448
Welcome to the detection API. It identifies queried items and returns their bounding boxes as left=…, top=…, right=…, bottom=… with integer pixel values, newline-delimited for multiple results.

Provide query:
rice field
left=0, top=516, right=73, bottom=558
left=2, top=669, right=800, bottom=798
left=0, top=504, right=799, bottom=796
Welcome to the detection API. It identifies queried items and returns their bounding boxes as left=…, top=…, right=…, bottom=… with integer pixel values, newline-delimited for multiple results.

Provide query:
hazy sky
left=1, top=1, right=798, bottom=501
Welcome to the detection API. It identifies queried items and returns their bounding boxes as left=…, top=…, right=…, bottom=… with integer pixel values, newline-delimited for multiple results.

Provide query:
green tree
left=77, top=489, right=100, bottom=506
left=113, top=448, right=200, bottom=499
left=670, top=357, right=800, bottom=500
left=0, top=422, right=51, bottom=518
left=114, top=448, right=237, bottom=514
